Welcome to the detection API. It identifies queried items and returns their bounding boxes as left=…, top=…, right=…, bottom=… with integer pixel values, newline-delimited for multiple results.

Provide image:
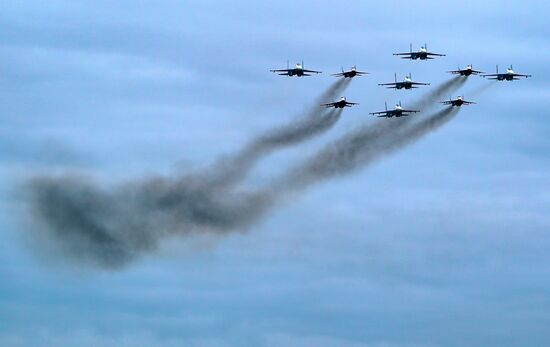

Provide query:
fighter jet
left=393, top=43, right=445, bottom=60
left=378, top=73, right=430, bottom=90
left=447, top=64, right=484, bottom=76
left=321, top=97, right=359, bottom=109
left=369, top=101, right=419, bottom=118
left=331, top=66, right=368, bottom=78
left=270, top=60, right=321, bottom=77
left=440, top=95, right=476, bottom=107
left=482, top=65, right=531, bottom=81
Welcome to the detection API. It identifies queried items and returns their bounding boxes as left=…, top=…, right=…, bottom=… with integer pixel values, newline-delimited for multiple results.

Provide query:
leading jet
left=482, top=65, right=531, bottom=81
left=270, top=60, right=321, bottom=77
left=321, top=97, right=359, bottom=109
left=378, top=73, right=430, bottom=90
left=441, top=95, right=476, bottom=107
left=369, top=101, right=419, bottom=118
left=393, top=43, right=445, bottom=60
left=447, top=64, right=484, bottom=76
left=331, top=66, right=368, bottom=78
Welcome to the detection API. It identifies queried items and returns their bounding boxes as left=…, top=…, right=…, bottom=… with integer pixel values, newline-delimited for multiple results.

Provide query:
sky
left=1, top=1, right=550, bottom=346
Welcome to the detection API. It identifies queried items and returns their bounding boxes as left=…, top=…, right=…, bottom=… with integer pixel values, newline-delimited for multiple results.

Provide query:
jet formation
left=270, top=44, right=532, bottom=115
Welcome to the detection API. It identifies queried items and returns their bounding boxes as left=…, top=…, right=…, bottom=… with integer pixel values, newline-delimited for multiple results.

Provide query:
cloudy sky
left=1, top=1, right=550, bottom=346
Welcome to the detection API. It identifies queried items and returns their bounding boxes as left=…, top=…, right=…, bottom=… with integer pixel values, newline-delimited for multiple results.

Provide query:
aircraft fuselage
left=450, top=99, right=464, bottom=106
left=395, top=82, right=413, bottom=89
left=332, top=101, right=348, bottom=108
left=287, top=69, right=305, bottom=77
left=411, top=52, right=428, bottom=60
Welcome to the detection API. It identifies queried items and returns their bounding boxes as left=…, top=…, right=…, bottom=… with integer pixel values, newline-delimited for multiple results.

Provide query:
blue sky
left=1, top=1, right=550, bottom=346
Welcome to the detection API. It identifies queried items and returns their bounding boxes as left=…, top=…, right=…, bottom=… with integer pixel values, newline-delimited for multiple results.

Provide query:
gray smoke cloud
left=273, top=106, right=460, bottom=191
left=25, top=79, right=351, bottom=268
left=411, top=76, right=467, bottom=110
left=273, top=76, right=468, bottom=189
left=25, top=78, right=464, bottom=269
left=198, top=78, right=350, bottom=189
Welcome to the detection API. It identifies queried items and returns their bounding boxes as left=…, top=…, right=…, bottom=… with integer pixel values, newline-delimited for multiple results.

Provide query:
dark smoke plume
left=273, top=107, right=460, bottom=191
left=26, top=80, right=351, bottom=268
left=411, top=76, right=467, bottom=110
left=204, top=78, right=350, bottom=189
left=27, top=174, right=276, bottom=268
left=25, top=79, right=463, bottom=269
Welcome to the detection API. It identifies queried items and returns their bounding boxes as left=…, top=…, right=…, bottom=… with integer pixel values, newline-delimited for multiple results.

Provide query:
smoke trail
left=275, top=76, right=471, bottom=188
left=26, top=106, right=458, bottom=269
left=27, top=173, right=276, bottom=268
left=204, top=78, right=350, bottom=188
left=25, top=80, right=352, bottom=268
left=411, top=76, right=467, bottom=110
left=207, top=108, right=344, bottom=189
left=275, top=107, right=460, bottom=191
left=25, top=79, right=462, bottom=270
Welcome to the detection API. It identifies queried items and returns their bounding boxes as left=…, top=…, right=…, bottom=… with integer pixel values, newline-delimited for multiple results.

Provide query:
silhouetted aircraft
left=441, top=95, right=476, bottom=107
left=393, top=43, right=445, bottom=60
left=378, top=73, right=430, bottom=90
left=369, top=101, right=419, bottom=118
left=331, top=66, right=368, bottom=78
left=321, top=97, right=359, bottom=109
left=447, top=64, right=484, bottom=76
left=270, top=60, right=321, bottom=77
left=482, top=65, right=531, bottom=81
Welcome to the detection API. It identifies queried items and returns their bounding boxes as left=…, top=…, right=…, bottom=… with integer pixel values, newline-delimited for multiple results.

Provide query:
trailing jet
left=482, top=65, right=531, bottom=81
left=270, top=60, right=321, bottom=77
left=331, top=66, right=368, bottom=78
left=393, top=43, right=445, bottom=60
left=441, top=95, right=476, bottom=107
left=321, top=97, right=359, bottom=109
left=369, top=101, right=419, bottom=118
left=378, top=73, right=430, bottom=90
left=447, top=64, right=484, bottom=76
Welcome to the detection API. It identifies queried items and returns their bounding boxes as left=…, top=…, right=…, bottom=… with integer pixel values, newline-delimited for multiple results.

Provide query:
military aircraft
left=270, top=60, right=321, bottom=77
left=393, top=43, right=445, bottom=60
left=447, top=64, right=484, bottom=76
left=482, top=65, right=531, bottom=81
left=440, top=95, right=476, bottom=107
left=331, top=66, right=368, bottom=78
left=378, top=73, right=430, bottom=90
left=369, top=101, right=419, bottom=118
left=321, top=97, right=359, bottom=109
